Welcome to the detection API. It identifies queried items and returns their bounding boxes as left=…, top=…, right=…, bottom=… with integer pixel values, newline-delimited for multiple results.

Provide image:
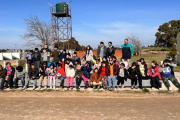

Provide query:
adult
left=51, top=46, right=59, bottom=66
left=121, top=39, right=134, bottom=65
left=0, top=62, right=15, bottom=90
left=106, top=41, right=115, bottom=59
left=40, top=44, right=51, bottom=53
left=71, top=52, right=81, bottom=65
left=106, top=58, right=118, bottom=90
left=84, top=45, right=93, bottom=63
left=97, top=42, right=107, bottom=58
left=33, top=48, right=41, bottom=69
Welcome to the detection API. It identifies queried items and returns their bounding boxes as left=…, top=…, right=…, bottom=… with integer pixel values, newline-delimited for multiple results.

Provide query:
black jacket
left=136, top=65, right=148, bottom=77
left=3, top=67, right=15, bottom=78
left=29, top=67, right=39, bottom=79
left=33, top=52, right=41, bottom=61
left=128, top=67, right=137, bottom=79
left=106, top=46, right=115, bottom=58
left=117, top=68, right=129, bottom=80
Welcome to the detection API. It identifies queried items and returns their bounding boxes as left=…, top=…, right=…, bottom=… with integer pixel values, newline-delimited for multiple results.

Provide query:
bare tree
left=23, top=15, right=53, bottom=49
left=127, top=34, right=142, bottom=57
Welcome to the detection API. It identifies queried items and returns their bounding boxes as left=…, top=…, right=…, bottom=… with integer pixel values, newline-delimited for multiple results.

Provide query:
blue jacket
left=121, top=43, right=134, bottom=59
left=59, top=52, right=67, bottom=61
left=81, top=66, right=91, bottom=79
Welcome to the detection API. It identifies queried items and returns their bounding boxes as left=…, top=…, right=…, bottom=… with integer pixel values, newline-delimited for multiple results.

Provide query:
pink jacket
left=148, top=65, right=162, bottom=80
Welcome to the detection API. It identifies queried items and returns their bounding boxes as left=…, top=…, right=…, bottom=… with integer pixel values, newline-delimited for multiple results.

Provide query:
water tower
left=49, top=1, right=72, bottom=50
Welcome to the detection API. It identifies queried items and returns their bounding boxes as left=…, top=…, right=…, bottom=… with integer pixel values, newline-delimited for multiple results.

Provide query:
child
left=75, top=62, right=83, bottom=90
left=128, top=62, right=138, bottom=89
left=33, top=48, right=41, bottom=69
left=57, top=63, right=66, bottom=89
left=116, top=63, right=128, bottom=89
left=23, top=64, right=39, bottom=90
left=14, top=66, right=26, bottom=89
left=91, top=57, right=102, bottom=69
left=81, top=62, right=92, bottom=89
left=81, top=57, right=86, bottom=66
left=90, top=68, right=102, bottom=90
left=102, top=57, right=108, bottom=65
left=159, top=59, right=180, bottom=91
left=41, top=49, right=50, bottom=65
left=121, top=58, right=129, bottom=69
left=48, top=58, right=56, bottom=67
left=136, top=60, right=148, bottom=89
left=66, top=65, right=75, bottom=90
left=98, top=62, right=108, bottom=89
left=112, top=56, right=120, bottom=67
left=47, top=64, right=57, bottom=89
left=38, top=62, right=48, bottom=90
left=65, top=58, right=73, bottom=72
left=148, top=60, right=161, bottom=90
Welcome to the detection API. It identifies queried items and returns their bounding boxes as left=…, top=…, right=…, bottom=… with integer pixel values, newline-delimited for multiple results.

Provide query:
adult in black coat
left=0, top=62, right=15, bottom=90
left=106, top=41, right=115, bottom=59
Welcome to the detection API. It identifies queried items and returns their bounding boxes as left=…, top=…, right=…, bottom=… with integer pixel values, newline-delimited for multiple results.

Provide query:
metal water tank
left=56, top=2, right=68, bottom=14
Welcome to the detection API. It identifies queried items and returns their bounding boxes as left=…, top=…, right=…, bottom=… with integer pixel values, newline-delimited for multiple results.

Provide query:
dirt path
left=0, top=91, right=180, bottom=120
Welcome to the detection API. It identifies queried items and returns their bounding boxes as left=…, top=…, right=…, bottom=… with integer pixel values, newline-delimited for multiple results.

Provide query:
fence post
left=16, top=60, right=18, bottom=66
left=26, top=63, right=28, bottom=72
left=3, top=61, right=5, bottom=68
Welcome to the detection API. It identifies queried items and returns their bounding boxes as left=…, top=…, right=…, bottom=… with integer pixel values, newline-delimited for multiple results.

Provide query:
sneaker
left=38, top=86, right=41, bottom=90
left=50, top=86, right=52, bottom=89
left=121, top=85, right=124, bottom=89
left=159, top=88, right=161, bottom=90
left=44, top=86, right=47, bottom=90
left=22, top=86, right=27, bottom=90
left=53, top=86, right=55, bottom=89
left=131, top=86, right=134, bottom=89
left=84, top=87, right=88, bottom=90
left=135, top=86, right=138, bottom=89
left=33, top=86, right=36, bottom=90
left=169, top=87, right=172, bottom=91
left=152, top=87, right=155, bottom=90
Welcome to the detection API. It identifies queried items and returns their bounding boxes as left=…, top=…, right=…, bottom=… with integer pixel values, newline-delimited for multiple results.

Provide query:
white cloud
left=73, top=22, right=158, bottom=48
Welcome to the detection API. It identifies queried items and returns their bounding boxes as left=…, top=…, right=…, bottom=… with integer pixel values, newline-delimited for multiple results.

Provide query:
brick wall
left=76, top=50, right=122, bottom=58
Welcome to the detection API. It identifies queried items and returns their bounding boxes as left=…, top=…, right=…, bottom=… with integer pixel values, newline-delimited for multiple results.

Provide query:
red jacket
left=57, top=68, right=66, bottom=77
left=99, top=66, right=107, bottom=76
left=148, top=65, right=161, bottom=80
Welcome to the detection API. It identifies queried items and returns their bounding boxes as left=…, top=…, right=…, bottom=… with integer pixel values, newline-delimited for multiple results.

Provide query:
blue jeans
left=14, top=77, right=25, bottom=88
left=108, top=76, right=117, bottom=88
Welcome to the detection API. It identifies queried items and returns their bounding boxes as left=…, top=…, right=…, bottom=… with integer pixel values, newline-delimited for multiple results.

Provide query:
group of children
left=0, top=47, right=180, bottom=91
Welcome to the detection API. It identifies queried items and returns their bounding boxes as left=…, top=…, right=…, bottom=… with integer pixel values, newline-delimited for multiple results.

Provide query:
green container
left=56, top=2, right=68, bottom=14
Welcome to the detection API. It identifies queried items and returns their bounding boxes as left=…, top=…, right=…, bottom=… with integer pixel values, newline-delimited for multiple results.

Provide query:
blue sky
left=0, top=0, right=180, bottom=49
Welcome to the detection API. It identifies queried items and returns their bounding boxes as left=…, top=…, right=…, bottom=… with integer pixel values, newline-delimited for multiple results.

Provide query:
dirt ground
left=0, top=91, right=180, bottom=120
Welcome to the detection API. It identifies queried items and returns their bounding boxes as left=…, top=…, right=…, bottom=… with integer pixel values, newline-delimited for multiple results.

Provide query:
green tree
left=55, top=37, right=86, bottom=51
left=155, top=20, right=180, bottom=47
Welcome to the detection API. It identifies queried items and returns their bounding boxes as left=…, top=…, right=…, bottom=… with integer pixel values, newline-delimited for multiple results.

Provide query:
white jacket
left=66, top=68, right=75, bottom=77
